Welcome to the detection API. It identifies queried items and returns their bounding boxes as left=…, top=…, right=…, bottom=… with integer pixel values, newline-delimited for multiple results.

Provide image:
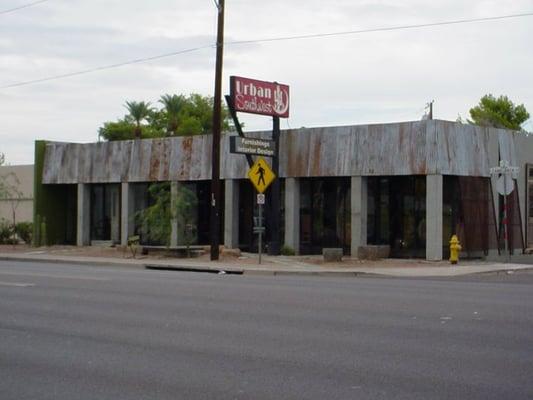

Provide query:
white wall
left=0, top=164, right=34, bottom=223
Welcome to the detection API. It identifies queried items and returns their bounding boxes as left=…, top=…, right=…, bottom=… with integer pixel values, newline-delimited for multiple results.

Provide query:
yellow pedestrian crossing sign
left=248, top=157, right=276, bottom=193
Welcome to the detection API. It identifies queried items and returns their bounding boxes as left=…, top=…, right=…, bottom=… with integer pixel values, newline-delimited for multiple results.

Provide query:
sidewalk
left=1, top=245, right=532, bottom=277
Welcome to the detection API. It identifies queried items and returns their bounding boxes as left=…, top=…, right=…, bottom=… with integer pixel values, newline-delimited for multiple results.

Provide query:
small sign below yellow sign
left=247, top=157, right=276, bottom=193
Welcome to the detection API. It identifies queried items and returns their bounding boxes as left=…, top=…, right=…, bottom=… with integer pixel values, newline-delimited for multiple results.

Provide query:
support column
left=351, top=176, right=367, bottom=258
left=120, top=183, right=134, bottom=246
left=76, top=183, right=90, bottom=246
left=284, top=178, right=300, bottom=254
left=224, top=179, right=239, bottom=248
left=426, top=174, right=443, bottom=261
left=170, top=181, right=179, bottom=247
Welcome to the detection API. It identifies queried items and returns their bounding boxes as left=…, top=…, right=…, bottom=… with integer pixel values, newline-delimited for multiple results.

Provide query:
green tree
left=0, top=162, right=23, bottom=243
left=159, top=94, right=185, bottom=136
left=136, top=183, right=172, bottom=246
left=125, top=100, right=152, bottom=139
left=98, top=120, right=136, bottom=141
left=136, top=183, right=198, bottom=249
left=175, top=185, right=198, bottom=252
left=469, top=94, right=530, bottom=131
left=177, top=93, right=230, bottom=136
left=98, top=93, right=231, bottom=141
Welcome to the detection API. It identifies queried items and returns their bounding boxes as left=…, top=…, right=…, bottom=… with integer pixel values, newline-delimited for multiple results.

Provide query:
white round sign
left=496, top=176, right=514, bottom=196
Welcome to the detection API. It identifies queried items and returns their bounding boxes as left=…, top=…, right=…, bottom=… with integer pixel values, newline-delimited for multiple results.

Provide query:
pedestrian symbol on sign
left=256, top=163, right=266, bottom=186
left=247, top=157, right=275, bottom=193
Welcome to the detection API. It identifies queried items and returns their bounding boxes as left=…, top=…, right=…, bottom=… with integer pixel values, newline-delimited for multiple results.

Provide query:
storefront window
left=90, top=184, right=120, bottom=242
left=299, top=178, right=350, bottom=255
left=367, top=176, right=426, bottom=258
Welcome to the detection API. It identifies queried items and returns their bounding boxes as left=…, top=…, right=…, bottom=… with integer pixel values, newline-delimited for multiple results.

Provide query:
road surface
left=0, top=260, right=532, bottom=399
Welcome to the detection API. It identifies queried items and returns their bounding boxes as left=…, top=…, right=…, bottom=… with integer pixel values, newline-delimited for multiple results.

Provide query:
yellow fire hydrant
left=449, top=235, right=462, bottom=265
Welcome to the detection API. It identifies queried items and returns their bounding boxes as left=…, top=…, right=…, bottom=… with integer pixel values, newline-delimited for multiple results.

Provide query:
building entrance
left=368, top=176, right=426, bottom=258
left=90, top=184, right=120, bottom=243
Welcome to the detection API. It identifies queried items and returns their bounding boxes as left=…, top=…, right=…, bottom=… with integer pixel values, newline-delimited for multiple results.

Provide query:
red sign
left=230, top=76, right=290, bottom=118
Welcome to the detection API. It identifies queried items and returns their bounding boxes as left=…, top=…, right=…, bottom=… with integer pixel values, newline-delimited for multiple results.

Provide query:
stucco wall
left=0, top=164, right=34, bottom=223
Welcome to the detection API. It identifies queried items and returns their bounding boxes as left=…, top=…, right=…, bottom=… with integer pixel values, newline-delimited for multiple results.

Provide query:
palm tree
left=125, top=101, right=152, bottom=139
left=159, top=94, right=184, bottom=136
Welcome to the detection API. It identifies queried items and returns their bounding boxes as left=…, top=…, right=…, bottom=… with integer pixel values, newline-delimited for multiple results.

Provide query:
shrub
left=15, top=222, right=33, bottom=244
left=0, top=219, right=16, bottom=244
left=280, top=245, right=295, bottom=256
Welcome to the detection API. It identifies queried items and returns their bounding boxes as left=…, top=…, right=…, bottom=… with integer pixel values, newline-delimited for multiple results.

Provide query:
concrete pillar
left=426, top=174, right=443, bottom=261
left=284, top=178, right=300, bottom=254
left=170, top=181, right=179, bottom=247
left=76, top=183, right=90, bottom=246
left=120, top=183, right=135, bottom=246
left=351, top=176, right=367, bottom=258
left=224, top=179, right=239, bottom=249
left=110, top=185, right=121, bottom=244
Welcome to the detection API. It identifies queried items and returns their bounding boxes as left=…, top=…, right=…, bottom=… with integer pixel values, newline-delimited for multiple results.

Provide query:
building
left=34, top=119, right=533, bottom=259
left=0, top=164, right=34, bottom=224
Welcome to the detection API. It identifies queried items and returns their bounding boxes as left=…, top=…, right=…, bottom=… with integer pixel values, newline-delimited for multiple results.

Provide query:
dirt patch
left=0, top=244, right=453, bottom=268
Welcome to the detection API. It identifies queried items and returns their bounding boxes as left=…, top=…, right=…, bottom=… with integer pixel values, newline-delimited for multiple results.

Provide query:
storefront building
left=33, top=120, right=533, bottom=260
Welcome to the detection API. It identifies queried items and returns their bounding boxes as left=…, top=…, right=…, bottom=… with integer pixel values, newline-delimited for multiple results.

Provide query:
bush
left=280, top=245, right=295, bottom=256
left=15, top=222, right=33, bottom=244
left=0, top=219, right=16, bottom=244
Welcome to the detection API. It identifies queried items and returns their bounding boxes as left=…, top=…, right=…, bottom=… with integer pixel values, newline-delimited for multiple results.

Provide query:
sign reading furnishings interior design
left=229, top=136, right=276, bottom=157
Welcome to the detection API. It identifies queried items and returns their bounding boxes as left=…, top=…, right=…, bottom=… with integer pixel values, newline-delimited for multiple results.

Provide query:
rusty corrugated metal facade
left=42, top=120, right=512, bottom=184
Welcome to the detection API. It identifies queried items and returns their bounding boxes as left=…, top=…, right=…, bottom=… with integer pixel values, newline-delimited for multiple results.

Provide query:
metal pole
left=503, top=173, right=510, bottom=262
left=268, top=116, right=281, bottom=255
left=209, top=0, right=225, bottom=261
left=258, top=203, right=262, bottom=264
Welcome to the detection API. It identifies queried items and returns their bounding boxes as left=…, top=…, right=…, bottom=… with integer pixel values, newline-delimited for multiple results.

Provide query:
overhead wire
left=225, top=12, right=533, bottom=46
left=1, top=45, right=215, bottom=89
left=1, top=11, right=533, bottom=90
left=0, top=0, right=50, bottom=16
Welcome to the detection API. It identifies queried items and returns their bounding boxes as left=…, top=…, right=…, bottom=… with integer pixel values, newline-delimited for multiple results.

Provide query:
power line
left=0, top=0, right=50, bottom=16
left=1, top=45, right=215, bottom=89
left=226, top=11, right=533, bottom=46
left=1, top=11, right=532, bottom=90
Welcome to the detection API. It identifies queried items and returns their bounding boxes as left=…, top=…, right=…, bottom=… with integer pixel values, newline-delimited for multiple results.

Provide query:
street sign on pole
left=490, top=160, right=519, bottom=261
left=247, top=157, right=276, bottom=194
left=229, top=136, right=275, bottom=157
left=496, top=175, right=514, bottom=196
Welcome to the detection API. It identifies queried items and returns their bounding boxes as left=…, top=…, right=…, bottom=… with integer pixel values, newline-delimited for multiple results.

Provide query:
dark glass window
left=367, top=176, right=426, bottom=258
left=529, top=184, right=533, bottom=219
left=299, top=178, right=350, bottom=255
left=90, top=184, right=120, bottom=242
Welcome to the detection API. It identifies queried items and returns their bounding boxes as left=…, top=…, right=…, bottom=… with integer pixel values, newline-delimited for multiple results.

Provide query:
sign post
left=248, top=158, right=276, bottom=264
left=490, top=160, right=519, bottom=261
left=228, top=75, right=289, bottom=257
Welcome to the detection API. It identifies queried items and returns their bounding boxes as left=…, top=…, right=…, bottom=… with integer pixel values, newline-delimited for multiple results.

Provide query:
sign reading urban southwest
left=230, top=76, right=290, bottom=118
left=229, top=136, right=276, bottom=157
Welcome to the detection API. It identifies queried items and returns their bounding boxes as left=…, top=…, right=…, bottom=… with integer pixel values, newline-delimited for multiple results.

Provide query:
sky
left=1, top=0, right=532, bottom=164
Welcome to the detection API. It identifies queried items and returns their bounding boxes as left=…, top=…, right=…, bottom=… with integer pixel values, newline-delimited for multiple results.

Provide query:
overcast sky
left=1, top=0, right=532, bottom=164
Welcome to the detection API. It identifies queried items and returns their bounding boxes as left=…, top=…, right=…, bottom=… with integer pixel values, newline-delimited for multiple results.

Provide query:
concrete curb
left=1, top=253, right=532, bottom=278
left=0, top=255, right=143, bottom=270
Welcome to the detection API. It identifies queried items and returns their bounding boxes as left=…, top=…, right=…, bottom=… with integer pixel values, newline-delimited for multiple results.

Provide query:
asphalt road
left=0, top=261, right=532, bottom=400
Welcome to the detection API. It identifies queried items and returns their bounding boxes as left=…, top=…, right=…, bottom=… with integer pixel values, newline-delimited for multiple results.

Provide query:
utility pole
left=268, top=115, right=281, bottom=255
left=428, top=100, right=434, bottom=120
left=210, top=0, right=225, bottom=261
